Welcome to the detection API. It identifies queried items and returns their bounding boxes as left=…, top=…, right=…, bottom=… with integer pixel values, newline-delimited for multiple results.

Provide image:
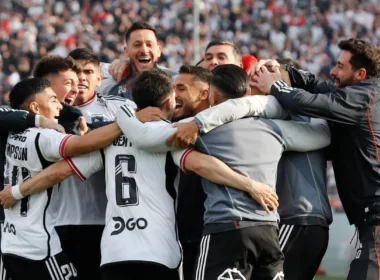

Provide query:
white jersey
left=68, top=121, right=187, bottom=268
left=2, top=128, right=72, bottom=260
left=52, top=93, right=136, bottom=226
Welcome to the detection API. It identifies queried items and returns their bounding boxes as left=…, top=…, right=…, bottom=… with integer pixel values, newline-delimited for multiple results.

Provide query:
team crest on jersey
left=217, top=268, right=246, bottom=280
left=91, top=114, right=105, bottom=123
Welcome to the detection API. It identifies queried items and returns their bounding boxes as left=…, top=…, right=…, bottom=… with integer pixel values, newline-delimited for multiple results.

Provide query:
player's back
left=53, top=94, right=135, bottom=226
left=101, top=121, right=181, bottom=269
left=195, top=117, right=285, bottom=233
left=3, top=128, right=70, bottom=260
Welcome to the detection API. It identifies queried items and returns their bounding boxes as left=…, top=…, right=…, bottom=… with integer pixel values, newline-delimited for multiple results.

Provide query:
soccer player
left=0, top=70, right=278, bottom=280
left=33, top=55, right=87, bottom=135
left=0, top=108, right=64, bottom=279
left=98, top=22, right=176, bottom=98
left=51, top=48, right=134, bottom=280
left=251, top=38, right=380, bottom=280
left=1, top=78, right=122, bottom=280
left=115, top=64, right=331, bottom=280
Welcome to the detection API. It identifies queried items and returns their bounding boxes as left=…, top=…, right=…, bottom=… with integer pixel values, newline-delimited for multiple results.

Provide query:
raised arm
left=0, top=107, right=64, bottom=135
left=271, top=118, right=331, bottom=152
left=116, top=104, right=183, bottom=152
left=195, top=95, right=287, bottom=134
left=285, top=65, right=333, bottom=93
left=270, top=80, right=369, bottom=125
left=171, top=149, right=278, bottom=213
left=63, top=122, right=121, bottom=157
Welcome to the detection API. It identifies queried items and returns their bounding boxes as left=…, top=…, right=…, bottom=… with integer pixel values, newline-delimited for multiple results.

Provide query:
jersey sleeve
left=270, top=80, right=369, bottom=125
left=194, top=95, right=288, bottom=134
left=271, top=118, right=331, bottom=152
left=0, top=107, right=36, bottom=135
left=65, top=151, right=104, bottom=182
left=116, top=104, right=178, bottom=152
left=37, top=129, right=74, bottom=162
left=286, top=65, right=333, bottom=93
left=171, top=148, right=195, bottom=173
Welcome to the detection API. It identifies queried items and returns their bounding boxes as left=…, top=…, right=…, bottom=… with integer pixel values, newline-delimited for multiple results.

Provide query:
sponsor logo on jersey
left=3, top=222, right=16, bottom=235
left=110, top=217, right=148, bottom=235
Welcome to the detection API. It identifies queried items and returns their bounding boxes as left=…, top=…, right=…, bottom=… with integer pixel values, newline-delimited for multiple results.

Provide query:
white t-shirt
left=3, top=128, right=72, bottom=260
left=52, top=93, right=136, bottom=227
left=68, top=121, right=187, bottom=268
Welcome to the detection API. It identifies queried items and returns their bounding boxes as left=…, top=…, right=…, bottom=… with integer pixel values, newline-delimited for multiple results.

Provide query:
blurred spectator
left=1, top=0, right=380, bottom=92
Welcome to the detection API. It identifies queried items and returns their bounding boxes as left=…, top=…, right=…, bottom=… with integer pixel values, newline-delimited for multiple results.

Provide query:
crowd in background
left=1, top=0, right=379, bottom=207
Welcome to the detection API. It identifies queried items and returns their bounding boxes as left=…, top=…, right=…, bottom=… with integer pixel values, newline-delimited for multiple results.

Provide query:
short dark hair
left=33, top=55, right=80, bottom=78
left=211, top=64, right=249, bottom=99
left=68, top=48, right=100, bottom=67
left=10, top=78, right=51, bottom=109
left=178, top=64, right=212, bottom=84
left=338, top=38, right=380, bottom=78
left=125, top=22, right=157, bottom=43
left=132, top=69, right=173, bottom=109
left=205, top=41, right=241, bottom=61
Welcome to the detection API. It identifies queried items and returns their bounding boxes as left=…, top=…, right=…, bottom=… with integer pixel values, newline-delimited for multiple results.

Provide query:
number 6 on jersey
left=115, top=154, right=138, bottom=206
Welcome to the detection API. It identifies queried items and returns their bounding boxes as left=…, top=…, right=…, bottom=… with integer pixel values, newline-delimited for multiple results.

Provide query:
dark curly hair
left=338, top=38, right=380, bottom=78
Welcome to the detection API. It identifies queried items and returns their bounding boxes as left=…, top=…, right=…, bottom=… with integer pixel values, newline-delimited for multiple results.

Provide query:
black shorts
left=101, top=262, right=180, bottom=280
left=279, top=224, right=329, bottom=280
left=348, top=224, right=380, bottom=280
left=2, top=251, right=78, bottom=280
left=182, top=240, right=201, bottom=280
left=56, top=224, right=103, bottom=280
left=194, top=225, right=284, bottom=280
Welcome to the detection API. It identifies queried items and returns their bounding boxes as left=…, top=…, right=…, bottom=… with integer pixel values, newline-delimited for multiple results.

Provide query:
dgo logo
left=111, top=217, right=148, bottom=235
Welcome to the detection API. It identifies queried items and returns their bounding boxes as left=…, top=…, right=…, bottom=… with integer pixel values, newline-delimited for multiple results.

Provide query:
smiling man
left=97, top=22, right=177, bottom=99
left=251, top=38, right=380, bottom=280
left=1, top=77, right=123, bottom=280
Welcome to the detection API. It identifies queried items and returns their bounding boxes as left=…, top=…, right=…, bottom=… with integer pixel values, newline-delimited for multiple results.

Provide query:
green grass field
left=315, top=276, right=345, bottom=280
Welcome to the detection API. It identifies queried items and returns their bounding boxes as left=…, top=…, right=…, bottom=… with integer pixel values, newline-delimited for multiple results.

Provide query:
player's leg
left=193, top=229, right=255, bottom=280
left=250, top=225, right=285, bottom=280
left=56, top=225, right=103, bottom=280
left=2, top=251, right=77, bottom=280
left=182, top=240, right=201, bottom=280
left=348, top=225, right=380, bottom=280
left=279, top=224, right=329, bottom=280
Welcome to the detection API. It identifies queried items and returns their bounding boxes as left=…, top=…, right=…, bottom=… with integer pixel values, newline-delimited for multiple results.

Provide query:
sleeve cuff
left=26, top=113, right=36, bottom=127
left=59, top=135, right=74, bottom=159
left=65, top=158, right=86, bottom=182
left=270, top=80, right=294, bottom=96
left=180, top=148, right=195, bottom=174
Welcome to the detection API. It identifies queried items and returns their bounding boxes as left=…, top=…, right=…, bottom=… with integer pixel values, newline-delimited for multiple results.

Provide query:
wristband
left=35, top=115, right=41, bottom=127
left=11, top=185, right=25, bottom=200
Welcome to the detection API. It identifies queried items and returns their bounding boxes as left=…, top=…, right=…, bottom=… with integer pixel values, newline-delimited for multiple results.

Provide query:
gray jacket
left=195, top=96, right=332, bottom=227
left=276, top=114, right=332, bottom=227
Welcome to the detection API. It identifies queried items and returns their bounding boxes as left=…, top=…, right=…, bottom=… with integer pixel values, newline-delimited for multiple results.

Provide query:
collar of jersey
left=78, top=92, right=96, bottom=107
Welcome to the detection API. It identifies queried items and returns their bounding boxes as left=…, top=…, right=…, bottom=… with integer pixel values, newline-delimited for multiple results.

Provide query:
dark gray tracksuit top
left=194, top=117, right=330, bottom=234
left=273, top=67, right=380, bottom=226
